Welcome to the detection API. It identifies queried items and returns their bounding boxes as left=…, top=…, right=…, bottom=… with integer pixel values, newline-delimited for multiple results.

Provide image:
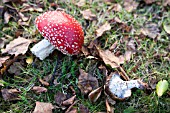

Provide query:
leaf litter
left=0, top=0, right=169, bottom=112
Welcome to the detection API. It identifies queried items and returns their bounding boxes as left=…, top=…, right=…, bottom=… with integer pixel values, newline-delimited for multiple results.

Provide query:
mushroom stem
left=31, top=39, right=55, bottom=60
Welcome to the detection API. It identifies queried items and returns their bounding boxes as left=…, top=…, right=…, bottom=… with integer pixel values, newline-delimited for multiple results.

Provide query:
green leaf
left=156, top=80, right=169, bottom=97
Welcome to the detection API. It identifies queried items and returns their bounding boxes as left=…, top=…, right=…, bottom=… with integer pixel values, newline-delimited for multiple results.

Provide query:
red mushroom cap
left=35, top=10, right=84, bottom=55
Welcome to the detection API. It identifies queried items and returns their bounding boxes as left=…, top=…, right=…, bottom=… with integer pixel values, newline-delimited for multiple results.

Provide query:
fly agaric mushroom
left=31, top=10, right=84, bottom=60
left=104, top=73, right=147, bottom=101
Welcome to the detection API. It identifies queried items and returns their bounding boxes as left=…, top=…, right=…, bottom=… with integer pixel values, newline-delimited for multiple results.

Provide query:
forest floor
left=0, top=0, right=169, bottom=113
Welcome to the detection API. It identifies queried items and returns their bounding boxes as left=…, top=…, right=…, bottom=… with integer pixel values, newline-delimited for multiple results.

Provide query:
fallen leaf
left=78, top=69, right=99, bottom=95
left=110, top=3, right=122, bottom=12
left=97, top=48, right=120, bottom=68
left=65, top=100, right=79, bottom=113
left=140, top=23, right=160, bottom=39
left=106, top=99, right=113, bottom=113
left=18, top=16, right=32, bottom=26
left=2, top=37, right=32, bottom=56
left=31, top=86, right=47, bottom=94
left=123, top=0, right=139, bottom=12
left=88, top=87, right=102, bottom=103
left=76, top=0, right=86, bottom=7
left=18, top=12, right=29, bottom=21
left=8, top=62, right=24, bottom=75
left=79, top=104, right=90, bottom=113
left=0, top=56, right=10, bottom=67
left=4, top=11, right=12, bottom=24
left=144, top=0, right=156, bottom=4
left=81, top=46, right=90, bottom=56
left=39, top=78, right=49, bottom=86
left=163, top=0, right=170, bottom=6
left=80, top=9, right=96, bottom=20
left=109, top=41, right=118, bottom=51
left=33, top=101, right=54, bottom=113
left=96, top=22, right=111, bottom=38
left=1, top=89, right=21, bottom=101
left=54, top=92, right=66, bottom=106
left=62, top=95, right=76, bottom=106
left=156, top=80, right=169, bottom=97
left=66, top=108, right=77, bottom=113
left=20, top=3, right=43, bottom=12
left=26, top=56, right=33, bottom=64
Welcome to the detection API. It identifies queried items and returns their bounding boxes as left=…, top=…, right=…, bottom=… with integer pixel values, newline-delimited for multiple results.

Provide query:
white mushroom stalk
left=31, top=39, right=55, bottom=60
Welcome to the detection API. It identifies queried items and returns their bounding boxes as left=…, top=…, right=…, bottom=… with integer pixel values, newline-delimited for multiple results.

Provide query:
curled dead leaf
left=62, top=95, right=76, bottom=106
left=96, top=22, right=111, bottom=38
left=54, top=92, right=66, bottom=106
left=39, top=78, right=49, bottom=86
left=97, top=48, right=120, bottom=68
left=1, top=89, right=21, bottom=101
left=80, top=9, right=96, bottom=20
left=88, top=87, right=102, bottom=103
left=4, top=11, right=12, bottom=24
left=31, top=86, right=47, bottom=94
left=33, top=101, right=54, bottom=113
left=8, top=62, right=24, bottom=75
left=2, top=37, right=32, bottom=56
left=140, top=23, right=160, bottom=39
left=78, top=69, right=99, bottom=95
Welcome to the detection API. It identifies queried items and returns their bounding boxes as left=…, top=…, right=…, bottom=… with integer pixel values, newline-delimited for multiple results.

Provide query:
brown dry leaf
left=1, top=89, right=21, bottom=101
left=109, top=41, right=118, bottom=51
left=80, top=9, right=96, bottom=20
left=110, top=3, right=122, bottom=12
left=18, top=16, right=32, bottom=26
left=4, top=11, right=12, bottom=24
left=144, top=0, right=156, bottom=4
left=31, top=86, right=47, bottom=94
left=81, top=46, right=90, bottom=56
left=76, top=0, right=86, bottom=7
left=123, top=0, right=139, bottom=12
left=8, top=62, right=23, bottom=75
left=140, top=23, right=160, bottom=39
left=33, top=101, right=54, bottom=113
left=65, top=100, right=79, bottom=113
left=119, top=51, right=133, bottom=63
left=54, top=92, right=66, bottom=106
left=79, top=104, right=90, bottom=113
left=20, top=3, right=43, bottom=12
left=39, top=78, right=49, bottom=86
left=0, top=56, right=10, bottom=67
left=97, top=48, right=120, bottom=68
left=88, top=87, right=102, bottom=103
left=63, top=95, right=76, bottom=106
left=106, top=99, right=114, bottom=113
left=96, top=22, right=111, bottom=38
left=66, top=108, right=77, bottom=113
left=163, top=0, right=170, bottom=6
left=2, top=36, right=32, bottom=56
left=78, top=69, right=99, bottom=95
